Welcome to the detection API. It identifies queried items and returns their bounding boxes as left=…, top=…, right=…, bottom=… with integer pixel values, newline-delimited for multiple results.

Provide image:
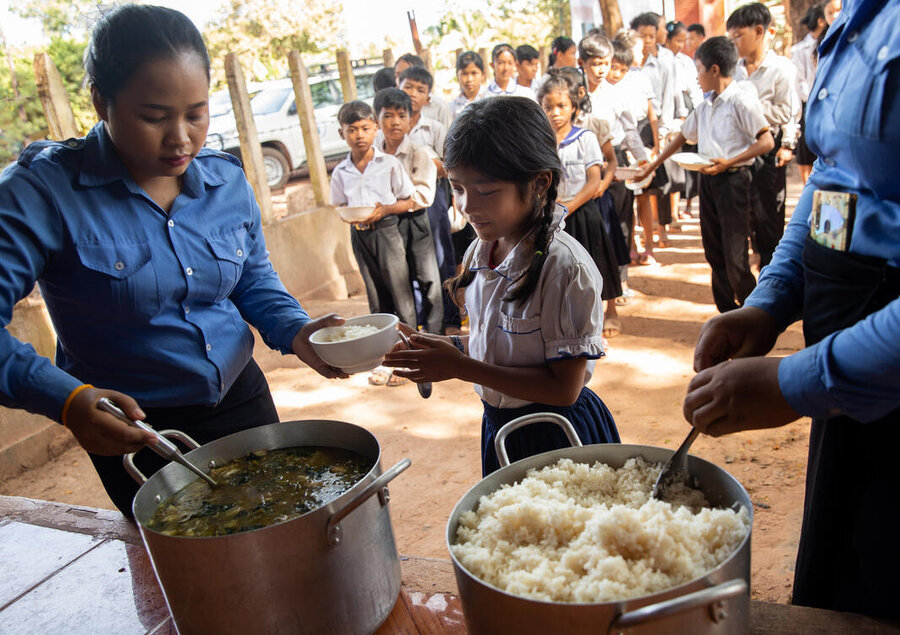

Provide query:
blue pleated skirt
left=480, top=387, right=620, bottom=476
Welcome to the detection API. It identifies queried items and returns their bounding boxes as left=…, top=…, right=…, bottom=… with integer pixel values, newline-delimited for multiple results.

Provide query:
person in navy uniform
left=0, top=5, right=343, bottom=515
left=683, top=0, right=900, bottom=617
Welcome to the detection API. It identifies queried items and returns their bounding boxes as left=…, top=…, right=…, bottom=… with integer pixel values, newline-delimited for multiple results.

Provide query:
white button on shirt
left=681, top=81, right=769, bottom=166
left=463, top=208, right=606, bottom=409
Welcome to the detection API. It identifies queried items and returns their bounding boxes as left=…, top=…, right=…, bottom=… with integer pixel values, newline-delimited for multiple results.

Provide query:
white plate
left=614, top=166, right=645, bottom=180
left=336, top=206, right=376, bottom=223
left=671, top=152, right=713, bottom=171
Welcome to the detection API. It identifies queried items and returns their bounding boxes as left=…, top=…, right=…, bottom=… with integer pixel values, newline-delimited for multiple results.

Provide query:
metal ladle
left=97, top=397, right=218, bottom=487
left=652, top=427, right=700, bottom=501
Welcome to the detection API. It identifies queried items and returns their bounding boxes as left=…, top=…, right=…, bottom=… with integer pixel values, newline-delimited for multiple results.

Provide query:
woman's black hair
left=456, top=50, right=485, bottom=73
left=85, top=4, right=210, bottom=99
left=666, top=21, right=687, bottom=40
left=549, top=36, right=576, bottom=67
left=444, top=98, right=562, bottom=306
left=491, top=43, right=516, bottom=63
left=537, top=67, right=590, bottom=119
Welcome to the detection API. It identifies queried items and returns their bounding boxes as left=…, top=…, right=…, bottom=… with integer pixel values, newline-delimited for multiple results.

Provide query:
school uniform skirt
left=598, top=191, right=631, bottom=267
left=481, top=387, right=620, bottom=476
left=563, top=197, right=623, bottom=300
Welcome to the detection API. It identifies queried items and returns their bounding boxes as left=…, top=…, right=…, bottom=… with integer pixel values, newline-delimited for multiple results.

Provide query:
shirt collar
left=558, top=126, right=586, bottom=149
left=707, top=80, right=740, bottom=105
left=488, top=78, right=516, bottom=95
left=378, top=134, right=412, bottom=157
left=468, top=205, right=566, bottom=279
left=78, top=122, right=224, bottom=196
left=338, top=146, right=387, bottom=175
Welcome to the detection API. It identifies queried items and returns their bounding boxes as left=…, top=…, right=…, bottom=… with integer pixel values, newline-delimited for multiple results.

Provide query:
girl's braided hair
left=443, top=97, right=562, bottom=306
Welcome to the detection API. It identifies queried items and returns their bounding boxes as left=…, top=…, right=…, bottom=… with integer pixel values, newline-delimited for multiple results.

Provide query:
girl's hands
left=383, top=333, right=467, bottom=383
left=65, top=387, right=156, bottom=455
left=292, top=313, right=350, bottom=379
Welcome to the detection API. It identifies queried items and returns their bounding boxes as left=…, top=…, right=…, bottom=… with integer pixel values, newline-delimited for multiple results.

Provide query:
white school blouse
left=463, top=208, right=605, bottom=408
left=486, top=78, right=537, bottom=100
left=557, top=127, right=603, bottom=201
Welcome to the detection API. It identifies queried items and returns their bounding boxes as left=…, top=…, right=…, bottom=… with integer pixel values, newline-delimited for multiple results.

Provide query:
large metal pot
left=128, top=420, right=410, bottom=635
left=446, top=413, right=753, bottom=634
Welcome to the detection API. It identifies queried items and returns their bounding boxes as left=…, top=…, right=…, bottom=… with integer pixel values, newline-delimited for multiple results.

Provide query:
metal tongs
left=97, top=397, right=218, bottom=487
left=652, top=427, right=700, bottom=501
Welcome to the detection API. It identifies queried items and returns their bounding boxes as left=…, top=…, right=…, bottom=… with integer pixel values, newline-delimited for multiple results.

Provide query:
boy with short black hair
left=515, top=44, right=541, bottom=91
left=637, top=36, right=774, bottom=313
left=686, top=23, right=706, bottom=57
left=331, top=100, right=417, bottom=330
left=394, top=53, right=452, bottom=130
left=727, top=2, right=800, bottom=269
left=372, top=88, right=443, bottom=334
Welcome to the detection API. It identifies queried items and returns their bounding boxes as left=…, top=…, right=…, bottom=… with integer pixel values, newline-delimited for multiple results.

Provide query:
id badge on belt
left=809, top=190, right=856, bottom=251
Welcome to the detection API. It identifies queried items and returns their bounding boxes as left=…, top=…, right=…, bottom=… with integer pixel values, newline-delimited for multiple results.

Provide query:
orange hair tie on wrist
left=61, top=384, right=94, bottom=428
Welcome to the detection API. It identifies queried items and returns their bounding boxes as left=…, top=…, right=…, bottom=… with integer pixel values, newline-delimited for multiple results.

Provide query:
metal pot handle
left=494, top=413, right=582, bottom=468
left=326, top=458, right=411, bottom=547
left=609, top=578, right=747, bottom=633
left=122, top=429, right=203, bottom=485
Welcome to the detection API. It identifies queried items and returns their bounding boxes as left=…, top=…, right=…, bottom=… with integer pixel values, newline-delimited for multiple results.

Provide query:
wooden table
left=1, top=495, right=897, bottom=634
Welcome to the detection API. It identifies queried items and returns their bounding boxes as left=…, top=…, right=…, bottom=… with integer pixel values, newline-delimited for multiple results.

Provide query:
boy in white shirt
left=331, top=101, right=417, bottom=328
left=637, top=37, right=774, bottom=313
left=728, top=2, right=801, bottom=269
left=486, top=43, right=536, bottom=100
left=374, top=88, right=443, bottom=335
left=515, top=44, right=541, bottom=92
left=393, top=52, right=453, bottom=130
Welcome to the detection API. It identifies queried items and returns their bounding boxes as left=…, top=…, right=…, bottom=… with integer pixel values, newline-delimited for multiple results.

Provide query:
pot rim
left=444, top=442, right=753, bottom=607
left=132, top=419, right=384, bottom=540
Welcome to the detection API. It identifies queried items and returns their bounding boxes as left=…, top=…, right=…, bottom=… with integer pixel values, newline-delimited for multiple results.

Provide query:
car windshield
left=251, top=87, right=293, bottom=115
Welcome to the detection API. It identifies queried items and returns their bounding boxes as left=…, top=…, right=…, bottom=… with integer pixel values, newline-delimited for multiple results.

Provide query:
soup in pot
left=148, top=446, right=372, bottom=537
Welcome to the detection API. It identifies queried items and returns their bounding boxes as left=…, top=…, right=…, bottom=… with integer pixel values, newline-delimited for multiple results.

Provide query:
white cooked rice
left=318, top=324, right=379, bottom=343
left=451, top=457, right=749, bottom=603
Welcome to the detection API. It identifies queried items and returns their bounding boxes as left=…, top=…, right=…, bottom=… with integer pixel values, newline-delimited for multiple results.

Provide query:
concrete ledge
left=0, top=411, right=74, bottom=482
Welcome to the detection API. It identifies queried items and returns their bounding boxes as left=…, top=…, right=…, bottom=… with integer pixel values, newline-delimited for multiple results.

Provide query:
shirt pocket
left=831, top=34, right=900, bottom=141
left=561, top=160, right=587, bottom=198
left=206, top=227, right=248, bottom=303
left=75, top=238, right=160, bottom=318
left=497, top=312, right=542, bottom=335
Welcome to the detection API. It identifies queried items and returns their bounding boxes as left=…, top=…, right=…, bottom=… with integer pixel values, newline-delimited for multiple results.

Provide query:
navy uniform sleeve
left=0, top=164, right=82, bottom=422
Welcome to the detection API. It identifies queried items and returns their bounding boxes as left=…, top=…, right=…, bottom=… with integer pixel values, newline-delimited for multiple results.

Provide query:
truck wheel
left=262, top=146, right=290, bottom=189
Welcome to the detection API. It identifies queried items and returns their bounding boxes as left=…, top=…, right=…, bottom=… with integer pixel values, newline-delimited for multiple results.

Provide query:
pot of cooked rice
left=446, top=413, right=753, bottom=634
left=129, top=420, right=410, bottom=635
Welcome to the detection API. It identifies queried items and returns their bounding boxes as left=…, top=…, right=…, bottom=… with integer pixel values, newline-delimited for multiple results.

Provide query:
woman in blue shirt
left=0, top=5, right=344, bottom=514
left=683, top=0, right=900, bottom=617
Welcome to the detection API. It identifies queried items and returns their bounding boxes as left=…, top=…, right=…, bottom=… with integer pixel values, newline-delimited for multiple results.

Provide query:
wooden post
left=224, top=52, right=274, bottom=224
left=598, top=0, right=624, bottom=38
left=33, top=53, right=79, bottom=141
left=421, top=48, right=433, bottom=74
left=382, top=48, right=395, bottom=68
left=288, top=51, right=329, bottom=207
left=538, top=46, right=549, bottom=76
left=454, top=48, right=463, bottom=67
left=407, top=10, right=424, bottom=57
left=336, top=49, right=357, bottom=102
left=479, top=47, right=491, bottom=81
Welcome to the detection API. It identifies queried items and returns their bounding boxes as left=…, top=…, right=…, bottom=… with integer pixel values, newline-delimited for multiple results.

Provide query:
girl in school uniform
left=450, top=50, right=488, bottom=121
left=538, top=69, right=625, bottom=335
left=384, top=97, right=620, bottom=476
left=486, top=44, right=536, bottom=99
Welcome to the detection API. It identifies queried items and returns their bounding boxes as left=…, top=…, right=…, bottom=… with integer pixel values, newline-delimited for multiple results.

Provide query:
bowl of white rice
left=446, top=413, right=753, bottom=634
left=309, top=313, right=400, bottom=373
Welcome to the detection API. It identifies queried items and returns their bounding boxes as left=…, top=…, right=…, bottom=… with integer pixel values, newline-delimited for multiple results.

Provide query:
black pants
left=350, top=217, right=416, bottom=327
left=750, top=132, right=787, bottom=268
left=699, top=169, right=757, bottom=313
left=398, top=209, right=443, bottom=333
left=89, top=358, right=279, bottom=516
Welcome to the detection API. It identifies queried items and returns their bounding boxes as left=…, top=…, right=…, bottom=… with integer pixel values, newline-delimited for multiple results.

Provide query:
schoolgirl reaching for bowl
left=383, top=97, right=620, bottom=475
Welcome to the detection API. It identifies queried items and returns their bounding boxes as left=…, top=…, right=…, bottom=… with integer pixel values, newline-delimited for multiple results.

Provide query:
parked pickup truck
left=205, top=62, right=382, bottom=189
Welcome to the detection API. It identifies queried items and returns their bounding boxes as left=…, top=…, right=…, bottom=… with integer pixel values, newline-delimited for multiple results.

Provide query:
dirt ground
left=0, top=174, right=810, bottom=605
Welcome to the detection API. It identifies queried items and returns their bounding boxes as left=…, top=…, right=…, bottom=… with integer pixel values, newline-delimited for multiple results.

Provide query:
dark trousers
left=398, top=209, right=443, bottom=333
left=350, top=216, right=416, bottom=327
left=89, top=358, right=279, bottom=516
left=751, top=133, right=787, bottom=268
left=427, top=181, right=459, bottom=329
left=699, top=169, right=757, bottom=313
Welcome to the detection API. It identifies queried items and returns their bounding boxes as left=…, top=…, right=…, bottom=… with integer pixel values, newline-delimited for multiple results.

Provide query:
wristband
left=450, top=335, right=465, bottom=353
left=61, top=384, right=94, bottom=427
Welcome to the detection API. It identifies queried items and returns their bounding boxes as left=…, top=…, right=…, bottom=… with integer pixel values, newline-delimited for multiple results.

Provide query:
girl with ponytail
left=384, top=97, right=619, bottom=475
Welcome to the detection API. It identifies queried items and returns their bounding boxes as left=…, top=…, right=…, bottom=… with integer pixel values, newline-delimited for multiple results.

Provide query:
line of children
left=451, top=50, right=488, bottom=120
left=637, top=36, right=774, bottom=314
left=393, top=53, right=453, bottom=130
left=383, top=97, right=619, bottom=476
left=515, top=45, right=541, bottom=92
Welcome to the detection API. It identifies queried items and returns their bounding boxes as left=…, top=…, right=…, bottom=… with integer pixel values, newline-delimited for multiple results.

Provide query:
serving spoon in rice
left=652, top=426, right=700, bottom=501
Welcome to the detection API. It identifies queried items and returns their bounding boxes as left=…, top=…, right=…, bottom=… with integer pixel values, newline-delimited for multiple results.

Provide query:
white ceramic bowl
left=671, top=152, right=713, bottom=172
left=336, top=206, right=376, bottom=223
left=309, top=313, right=400, bottom=374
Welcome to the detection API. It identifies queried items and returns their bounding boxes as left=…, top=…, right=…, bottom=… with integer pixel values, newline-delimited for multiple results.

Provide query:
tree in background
left=204, top=0, right=344, bottom=86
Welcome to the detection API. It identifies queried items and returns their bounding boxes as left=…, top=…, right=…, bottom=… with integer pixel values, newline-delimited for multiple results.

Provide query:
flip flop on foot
left=638, top=251, right=657, bottom=265
left=603, top=317, right=622, bottom=338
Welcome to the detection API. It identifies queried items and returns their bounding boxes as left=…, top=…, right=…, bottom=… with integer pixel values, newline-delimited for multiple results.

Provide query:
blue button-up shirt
left=745, top=0, right=900, bottom=423
left=0, top=123, right=309, bottom=421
